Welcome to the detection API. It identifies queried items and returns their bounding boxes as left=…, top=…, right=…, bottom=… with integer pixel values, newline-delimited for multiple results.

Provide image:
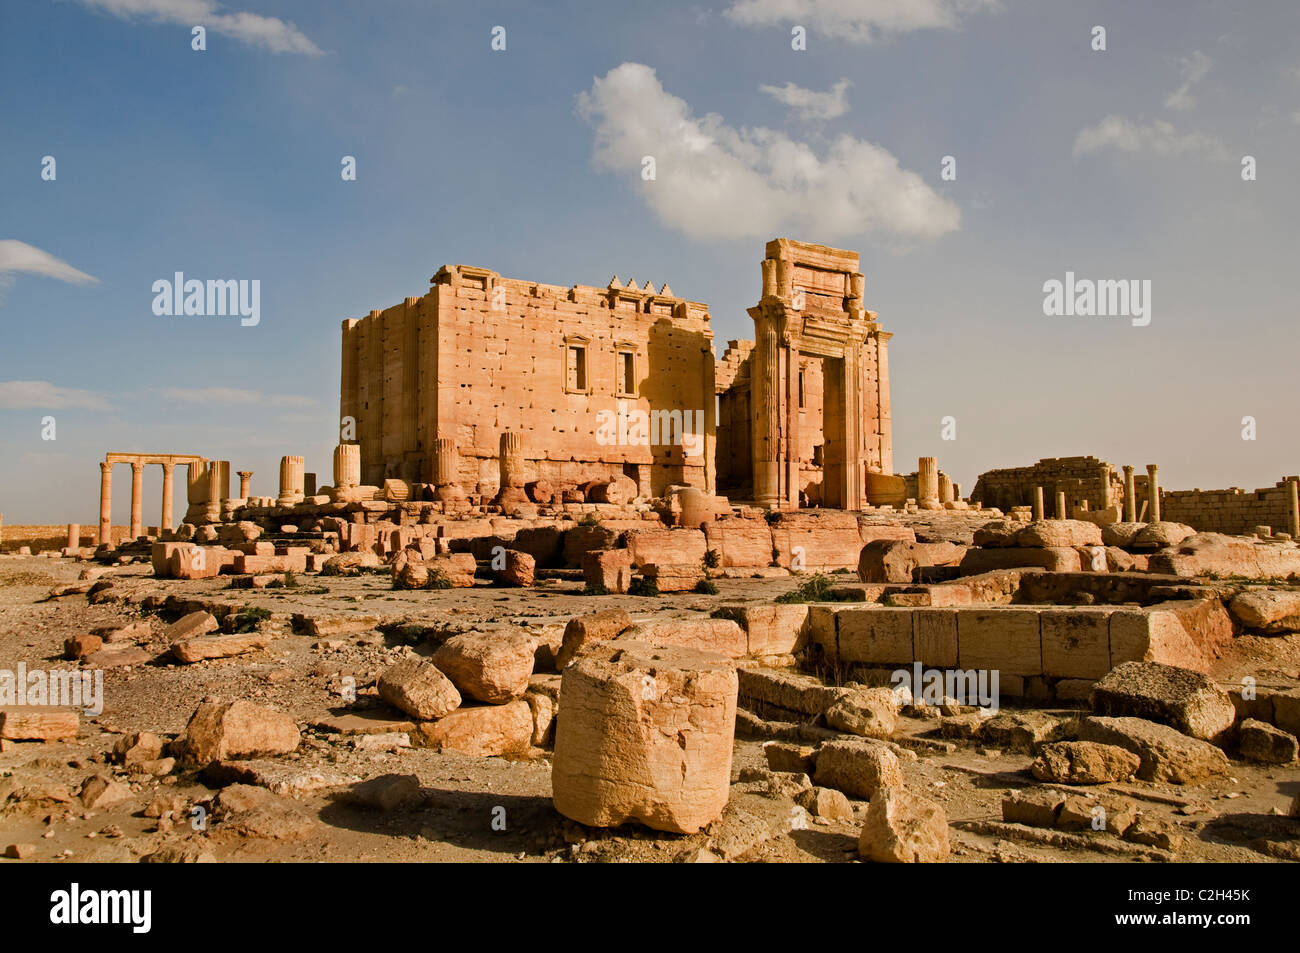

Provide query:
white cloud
left=0, top=381, right=112, bottom=411
left=0, top=240, right=98, bottom=286
left=1072, top=115, right=1227, bottom=159
left=760, top=79, right=851, bottom=120
left=153, top=386, right=317, bottom=408
left=577, top=63, right=959, bottom=241
left=78, top=0, right=322, bottom=55
left=1165, top=50, right=1211, bottom=111
left=725, top=0, right=999, bottom=44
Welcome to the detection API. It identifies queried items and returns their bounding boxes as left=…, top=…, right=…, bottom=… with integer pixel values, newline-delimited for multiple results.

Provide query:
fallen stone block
left=1228, top=589, right=1300, bottom=633
left=1015, top=520, right=1102, bottom=548
left=377, top=659, right=461, bottom=720
left=494, top=550, right=535, bottom=587
left=1237, top=719, right=1298, bottom=764
left=339, top=774, right=423, bottom=811
left=1091, top=661, right=1235, bottom=741
left=556, top=609, right=632, bottom=669
left=581, top=548, right=632, bottom=593
left=432, top=630, right=536, bottom=704
left=813, top=739, right=902, bottom=799
left=413, top=699, right=533, bottom=757
left=163, top=611, right=218, bottom=642
left=171, top=631, right=270, bottom=664
left=615, top=618, right=748, bottom=658
left=1001, top=788, right=1065, bottom=827
left=0, top=708, right=79, bottom=741
left=1077, top=715, right=1229, bottom=784
left=551, top=642, right=737, bottom=834
left=858, top=786, right=950, bottom=862
left=1030, top=741, right=1141, bottom=784
left=825, top=688, right=898, bottom=740
left=175, top=698, right=299, bottom=765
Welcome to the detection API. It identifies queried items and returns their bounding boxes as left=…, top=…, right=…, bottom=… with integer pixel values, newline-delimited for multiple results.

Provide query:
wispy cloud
left=0, top=240, right=98, bottom=295
left=153, top=386, right=317, bottom=408
left=760, top=79, right=851, bottom=120
left=1165, top=50, right=1211, bottom=111
left=578, top=63, right=958, bottom=241
left=0, top=380, right=113, bottom=411
left=725, top=0, right=1000, bottom=45
left=77, top=0, right=322, bottom=55
left=1073, top=115, right=1227, bottom=159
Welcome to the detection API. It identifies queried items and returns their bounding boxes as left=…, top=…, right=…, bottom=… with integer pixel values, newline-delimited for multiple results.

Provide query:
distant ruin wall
left=1160, top=480, right=1298, bottom=536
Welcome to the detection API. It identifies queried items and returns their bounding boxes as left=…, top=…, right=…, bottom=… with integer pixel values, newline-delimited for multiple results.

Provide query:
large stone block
left=715, top=604, right=809, bottom=657
left=703, top=518, right=773, bottom=568
left=176, top=698, right=299, bottom=765
left=959, top=546, right=1082, bottom=575
left=771, top=511, right=862, bottom=570
left=913, top=609, right=959, bottom=668
left=377, top=659, right=462, bottom=720
left=413, top=700, right=533, bottom=757
left=1091, top=661, right=1235, bottom=741
left=836, top=608, right=914, bottom=666
left=624, top=528, right=706, bottom=568
left=432, top=631, right=536, bottom=704
left=956, top=608, right=1043, bottom=676
left=551, top=642, right=737, bottom=834
left=615, top=619, right=748, bottom=659
left=557, top=609, right=633, bottom=669
left=1040, top=608, right=1113, bottom=680
left=1015, top=520, right=1103, bottom=548
left=1077, top=715, right=1230, bottom=784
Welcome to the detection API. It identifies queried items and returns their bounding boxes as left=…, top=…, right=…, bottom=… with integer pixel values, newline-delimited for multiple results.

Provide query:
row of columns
left=1031, top=463, right=1162, bottom=522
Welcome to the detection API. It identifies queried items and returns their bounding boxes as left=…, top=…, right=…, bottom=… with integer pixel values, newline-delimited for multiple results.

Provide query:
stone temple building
left=340, top=238, right=893, bottom=509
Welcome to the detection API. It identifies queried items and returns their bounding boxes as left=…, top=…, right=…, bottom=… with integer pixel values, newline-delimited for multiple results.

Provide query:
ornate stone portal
left=745, top=240, right=892, bottom=510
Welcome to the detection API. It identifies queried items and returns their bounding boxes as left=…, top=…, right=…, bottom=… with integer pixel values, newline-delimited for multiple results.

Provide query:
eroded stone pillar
left=1055, top=489, right=1067, bottom=520
left=1288, top=477, right=1299, bottom=538
left=499, top=432, right=525, bottom=488
left=278, top=455, right=304, bottom=506
left=938, top=473, right=954, bottom=505
left=66, top=523, right=79, bottom=549
left=237, top=470, right=253, bottom=499
left=1032, top=486, right=1044, bottom=521
left=433, top=438, right=458, bottom=486
left=918, top=457, right=940, bottom=509
left=161, top=463, right=175, bottom=531
left=129, top=462, right=144, bottom=539
left=333, top=444, right=361, bottom=488
left=1122, top=466, right=1136, bottom=522
left=99, top=462, right=113, bottom=546
left=1146, top=464, right=1161, bottom=522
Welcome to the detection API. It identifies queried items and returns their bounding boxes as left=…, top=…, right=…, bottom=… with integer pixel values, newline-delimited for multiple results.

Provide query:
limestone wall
left=1160, top=480, right=1298, bottom=535
left=342, top=265, right=716, bottom=498
left=971, top=456, right=1122, bottom=514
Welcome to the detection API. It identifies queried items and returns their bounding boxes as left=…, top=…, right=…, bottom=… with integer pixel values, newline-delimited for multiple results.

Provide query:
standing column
left=129, top=462, right=144, bottom=539
left=99, top=462, right=113, bottom=546
left=66, top=523, right=79, bottom=549
left=433, top=438, right=465, bottom=502
left=1287, top=477, right=1299, bottom=539
left=938, top=473, right=954, bottom=505
left=1122, top=465, right=1136, bottom=522
left=1055, top=489, right=1067, bottom=520
left=278, top=456, right=305, bottom=506
left=751, top=314, right=781, bottom=508
left=161, top=463, right=175, bottom=531
left=333, top=444, right=361, bottom=488
left=237, top=470, right=253, bottom=499
left=1097, top=464, right=1112, bottom=512
left=1032, top=485, right=1044, bottom=521
left=1146, top=464, right=1161, bottom=522
left=917, top=457, right=940, bottom=509
left=499, top=432, right=524, bottom=488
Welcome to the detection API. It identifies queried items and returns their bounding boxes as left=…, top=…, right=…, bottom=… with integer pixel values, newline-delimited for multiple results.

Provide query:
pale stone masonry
left=715, top=240, right=893, bottom=509
left=341, top=263, right=717, bottom=499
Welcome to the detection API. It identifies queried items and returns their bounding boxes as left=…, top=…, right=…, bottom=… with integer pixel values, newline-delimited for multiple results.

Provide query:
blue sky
left=3, top=0, right=1299, bottom=524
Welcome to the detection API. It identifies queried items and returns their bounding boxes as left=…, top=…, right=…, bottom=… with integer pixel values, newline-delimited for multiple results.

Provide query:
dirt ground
left=0, top=554, right=1297, bottom=863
